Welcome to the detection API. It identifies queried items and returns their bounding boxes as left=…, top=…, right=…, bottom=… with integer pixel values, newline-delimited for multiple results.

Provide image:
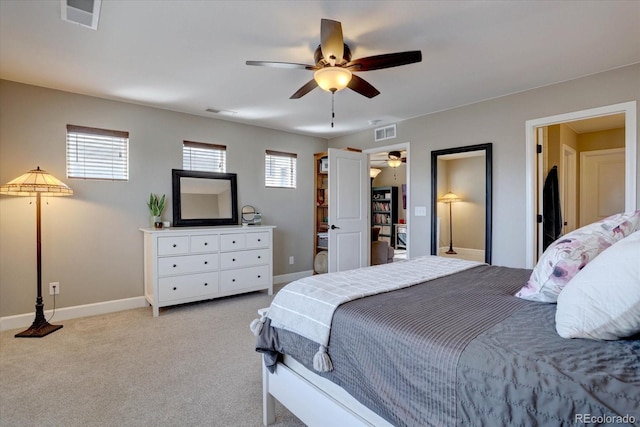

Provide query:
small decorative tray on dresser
left=140, top=225, right=275, bottom=316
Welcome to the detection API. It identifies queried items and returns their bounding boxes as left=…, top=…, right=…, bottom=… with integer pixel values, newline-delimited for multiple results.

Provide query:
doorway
left=525, top=101, right=637, bottom=268
left=366, top=143, right=410, bottom=264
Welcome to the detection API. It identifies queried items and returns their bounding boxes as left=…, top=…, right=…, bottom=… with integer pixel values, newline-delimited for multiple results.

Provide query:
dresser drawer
left=220, top=248, right=269, bottom=270
left=190, top=234, right=219, bottom=253
left=246, top=231, right=270, bottom=249
left=158, top=272, right=219, bottom=303
left=158, top=254, right=218, bottom=276
left=220, top=233, right=246, bottom=251
left=220, top=265, right=269, bottom=292
left=158, top=236, right=189, bottom=256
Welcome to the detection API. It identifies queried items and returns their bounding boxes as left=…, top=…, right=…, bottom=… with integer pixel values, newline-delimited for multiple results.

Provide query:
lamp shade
left=314, top=67, right=352, bottom=92
left=0, top=167, right=73, bottom=197
left=370, top=168, right=382, bottom=178
left=439, top=191, right=461, bottom=203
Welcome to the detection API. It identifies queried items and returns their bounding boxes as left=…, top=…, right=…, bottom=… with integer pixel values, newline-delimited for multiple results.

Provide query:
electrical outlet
left=49, top=282, right=60, bottom=295
left=289, top=256, right=294, bottom=265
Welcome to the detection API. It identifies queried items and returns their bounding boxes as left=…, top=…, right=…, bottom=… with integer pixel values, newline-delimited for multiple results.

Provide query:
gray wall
left=0, top=80, right=326, bottom=317
left=329, top=64, right=640, bottom=268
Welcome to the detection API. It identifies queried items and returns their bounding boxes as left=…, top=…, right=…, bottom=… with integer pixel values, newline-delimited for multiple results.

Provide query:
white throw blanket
left=262, top=256, right=483, bottom=371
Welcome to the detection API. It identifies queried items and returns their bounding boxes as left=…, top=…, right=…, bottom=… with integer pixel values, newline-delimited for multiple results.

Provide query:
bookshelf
left=372, top=186, right=398, bottom=246
left=314, top=152, right=329, bottom=271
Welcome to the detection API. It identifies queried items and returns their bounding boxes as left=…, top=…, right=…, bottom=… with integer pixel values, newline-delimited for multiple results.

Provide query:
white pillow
left=555, top=230, right=640, bottom=340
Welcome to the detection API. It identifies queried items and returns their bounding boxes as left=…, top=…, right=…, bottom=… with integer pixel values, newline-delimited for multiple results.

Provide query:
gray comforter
left=256, top=265, right=640, bottom=426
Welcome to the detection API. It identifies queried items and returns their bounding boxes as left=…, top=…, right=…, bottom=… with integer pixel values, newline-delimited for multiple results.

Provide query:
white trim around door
left=524, top=101, right=637, bottom=268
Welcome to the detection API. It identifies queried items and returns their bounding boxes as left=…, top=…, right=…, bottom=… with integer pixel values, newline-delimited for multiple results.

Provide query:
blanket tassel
left=313, top=345, right=333, bottom=372
left=249, top=310, right=268, bottom=336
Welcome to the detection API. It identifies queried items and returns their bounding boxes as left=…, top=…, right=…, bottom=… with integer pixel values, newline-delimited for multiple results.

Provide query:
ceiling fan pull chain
left=331, top=91, right=335, bottom=128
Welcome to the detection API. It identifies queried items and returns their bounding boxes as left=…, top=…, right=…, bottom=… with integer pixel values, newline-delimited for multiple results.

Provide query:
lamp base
left=15, top=322, right=62, bottom=338
left=445, top=249, right=457, bottom=255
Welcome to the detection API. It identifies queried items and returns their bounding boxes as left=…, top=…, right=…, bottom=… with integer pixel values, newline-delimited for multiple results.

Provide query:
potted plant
left=147, top=193, right=166, bottom=228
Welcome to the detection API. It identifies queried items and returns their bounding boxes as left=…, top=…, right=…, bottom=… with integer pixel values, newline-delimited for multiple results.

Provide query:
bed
left=254, top=214, right=640, bottom=426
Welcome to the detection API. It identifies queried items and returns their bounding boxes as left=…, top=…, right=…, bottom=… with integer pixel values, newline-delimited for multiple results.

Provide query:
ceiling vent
left=61, top=0, right=102, bottom=30
left=374, top=124, right=397, bottom=142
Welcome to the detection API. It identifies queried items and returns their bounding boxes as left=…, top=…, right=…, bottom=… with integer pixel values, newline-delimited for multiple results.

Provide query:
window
left=183, top=141, right=226, bottom=172
left=265, top=150, right=297, bottom=189
left=66, top=125, right=129, bottom=181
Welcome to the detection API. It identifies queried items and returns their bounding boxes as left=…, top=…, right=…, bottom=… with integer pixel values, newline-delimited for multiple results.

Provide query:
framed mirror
left=172, top=169, right=238, bottom=227
left=430, top=143, right=492, bottom=264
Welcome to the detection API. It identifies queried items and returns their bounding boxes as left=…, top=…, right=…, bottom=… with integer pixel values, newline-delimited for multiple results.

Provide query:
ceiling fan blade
left=346, top=50, right=422, bottom=71
left=246, top=60, right=317, bottom=70
left=320, top=19, right=344, bottom=64
left=347, top=75, right=380, bottom=98
left=290, top=79, right=318, bottom=99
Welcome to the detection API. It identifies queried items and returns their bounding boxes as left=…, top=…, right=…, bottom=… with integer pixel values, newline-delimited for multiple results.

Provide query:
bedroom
left=1, top=1, right=639, bottom=426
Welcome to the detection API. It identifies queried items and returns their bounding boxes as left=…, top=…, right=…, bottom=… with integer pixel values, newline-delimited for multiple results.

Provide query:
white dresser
left=140, top=225, right=275, bottom=316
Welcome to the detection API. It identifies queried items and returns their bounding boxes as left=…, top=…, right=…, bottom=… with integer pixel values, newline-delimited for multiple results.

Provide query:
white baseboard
left=274, top=270, right=313, bottom=285
left=1, top=272, right=314, bottom=332
left=0, top=296, right=148, bottom=332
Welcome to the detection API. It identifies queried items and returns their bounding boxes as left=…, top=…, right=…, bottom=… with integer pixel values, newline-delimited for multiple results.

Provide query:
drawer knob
left=204, top=261, right=208, bottom=265
left=258, top=255, right=261, bottom=259
left=232, top=240, right=236, bottom=244
left=173, top=287, right=177, bottom=291
left=204, top=283, right=208, bottom=286
left=232, top=278, right=236, bottom=282
left=258, top=238, right=261, bottom=242
left=173, top=264, right=177, bottom=268
left=258, top=275, right=261, bottom=278
left=232, top=258, right=236, bottom=262
left=173, top=244, right=177, bottom=248
left=204, top=242, right=208, bottom=245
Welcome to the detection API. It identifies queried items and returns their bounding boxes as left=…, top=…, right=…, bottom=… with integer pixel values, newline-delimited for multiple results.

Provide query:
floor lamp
left=439, top=191, right=461, bottom=255
left=0, top=167, right=73, bottom=338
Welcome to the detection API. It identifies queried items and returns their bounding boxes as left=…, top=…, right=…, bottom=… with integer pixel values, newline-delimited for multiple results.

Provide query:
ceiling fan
left=246, top=19, right=422, bottom=100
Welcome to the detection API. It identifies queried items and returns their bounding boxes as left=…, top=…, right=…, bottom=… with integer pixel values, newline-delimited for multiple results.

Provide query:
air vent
left=374, top=124, right=397, bottom=142
left=61, top=0, right=102, bottom=30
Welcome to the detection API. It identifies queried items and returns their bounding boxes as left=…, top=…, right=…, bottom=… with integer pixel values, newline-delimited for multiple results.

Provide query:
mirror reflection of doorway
left=536, top=114, right=626, bottom=257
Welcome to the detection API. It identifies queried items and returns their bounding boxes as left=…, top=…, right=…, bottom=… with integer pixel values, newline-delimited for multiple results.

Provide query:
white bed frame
left=262, top=356, right=394, bottom=426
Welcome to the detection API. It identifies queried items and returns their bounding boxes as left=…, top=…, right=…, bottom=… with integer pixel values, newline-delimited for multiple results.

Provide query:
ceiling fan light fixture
left=314, top=67, right=352, bottom=93
left=387, top=150, right=402, bottom=168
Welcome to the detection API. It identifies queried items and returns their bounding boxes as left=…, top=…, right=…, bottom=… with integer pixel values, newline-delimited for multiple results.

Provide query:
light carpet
left=0, top=288, right=304, bottom=427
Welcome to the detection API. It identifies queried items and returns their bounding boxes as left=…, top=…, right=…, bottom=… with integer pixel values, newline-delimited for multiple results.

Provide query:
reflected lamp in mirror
left=172, top=169, right=238, bottom=227
left=439, top=191, right=461, bottom=255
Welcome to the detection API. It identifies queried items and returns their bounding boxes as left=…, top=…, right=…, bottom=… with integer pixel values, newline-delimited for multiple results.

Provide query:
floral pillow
left=516, top=210, right=640, bottom=303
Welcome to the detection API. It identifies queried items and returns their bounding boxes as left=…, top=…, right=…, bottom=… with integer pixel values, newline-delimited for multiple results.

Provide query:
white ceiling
left=1, top=1, right=639, bottom=140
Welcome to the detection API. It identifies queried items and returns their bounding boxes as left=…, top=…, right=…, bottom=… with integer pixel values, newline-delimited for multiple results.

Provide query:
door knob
left=330, top=224, right=340, bottom=230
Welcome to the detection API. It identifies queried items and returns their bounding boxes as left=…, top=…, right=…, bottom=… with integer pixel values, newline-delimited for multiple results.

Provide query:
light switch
left=415, top=206, right=427, bottom=216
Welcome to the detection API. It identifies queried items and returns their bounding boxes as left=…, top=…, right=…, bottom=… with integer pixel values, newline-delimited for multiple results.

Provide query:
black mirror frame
left=430, top=143, right=492, bottom=264
left=172, top=169, right=238, bottom=227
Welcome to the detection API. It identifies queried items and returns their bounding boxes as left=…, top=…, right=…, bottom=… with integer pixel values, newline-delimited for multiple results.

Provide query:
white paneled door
left=327, top=148, right=368, bottom=273
left=580, top=148, right=625, bottom=227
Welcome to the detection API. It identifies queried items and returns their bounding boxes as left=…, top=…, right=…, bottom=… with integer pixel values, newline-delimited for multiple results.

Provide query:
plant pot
left=151, top=216, right=162, bottom=228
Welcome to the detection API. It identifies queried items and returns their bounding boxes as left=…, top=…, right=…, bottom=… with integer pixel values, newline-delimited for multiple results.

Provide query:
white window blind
left=265, top=150, right=297, bottom=189
left=66, top=125, right=129, bottom=181
left=183, top=141, right=226, bottom=172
